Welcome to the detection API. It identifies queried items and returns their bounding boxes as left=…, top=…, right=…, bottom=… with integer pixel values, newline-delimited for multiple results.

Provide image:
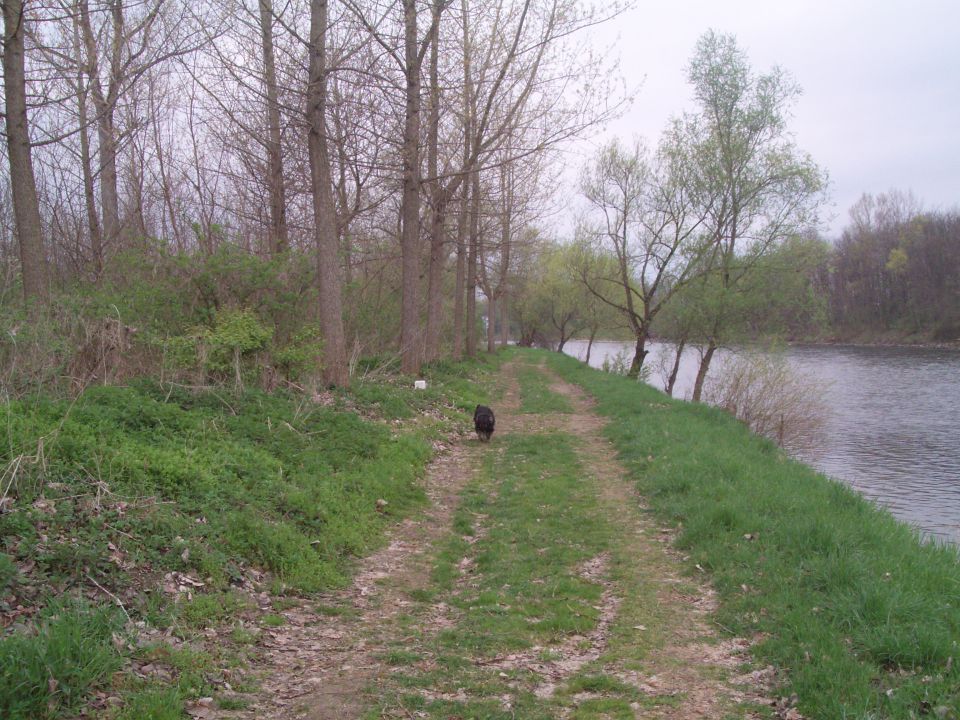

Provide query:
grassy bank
left=0, top=357, right=494, bottom=719
left=542, top=348, right=960, bottom=719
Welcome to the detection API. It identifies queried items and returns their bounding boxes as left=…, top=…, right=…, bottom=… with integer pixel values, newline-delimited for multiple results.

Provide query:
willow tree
left=682, top=31, right=826, bottom=401
left=579, top=135, right=713, bottom=379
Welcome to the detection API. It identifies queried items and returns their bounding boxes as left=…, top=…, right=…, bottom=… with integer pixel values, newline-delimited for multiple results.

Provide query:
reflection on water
left=564, top=340, right=960, bottom=544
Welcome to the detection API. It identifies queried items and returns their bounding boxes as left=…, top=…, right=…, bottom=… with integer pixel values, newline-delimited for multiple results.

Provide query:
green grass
left=113, top=686, right=183, bottom=720
left=0, top=354, right=499, bottom=719
left=179, top=591, right=251, bottom=628
left=544, top=349, right=960, bottom=719
left=437, top=433, right=609, bottom=652
left=0, top=599, right=123, bottom=720
left=372, top=357, right=764, bottom=718
left=516, top=362, right=574, bottom=414
left=374, top=428, right=633, bottom=718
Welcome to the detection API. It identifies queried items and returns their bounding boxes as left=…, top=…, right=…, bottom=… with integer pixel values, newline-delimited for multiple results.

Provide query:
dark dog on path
left=474, top=405, right=495, bottom=442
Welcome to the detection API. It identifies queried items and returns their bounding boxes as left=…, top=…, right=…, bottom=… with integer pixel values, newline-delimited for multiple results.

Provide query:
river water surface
left=564, top=340, right=960, bottom=544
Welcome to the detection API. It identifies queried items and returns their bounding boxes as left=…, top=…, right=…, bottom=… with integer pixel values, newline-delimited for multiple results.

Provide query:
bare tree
left=306, top=0, right=347, bottom=385
left=432, top=0, right=629, bottom=361
left=2, top=0, right=49, bottom=302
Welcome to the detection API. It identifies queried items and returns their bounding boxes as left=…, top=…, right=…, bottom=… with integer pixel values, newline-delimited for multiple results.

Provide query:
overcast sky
left=568, top=0, right=960, bottom=239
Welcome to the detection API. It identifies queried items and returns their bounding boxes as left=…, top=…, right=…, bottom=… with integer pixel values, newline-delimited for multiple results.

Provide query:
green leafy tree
left=509, top=240, right=615, bottom=352
left=681, top=31, right=827, bottom=401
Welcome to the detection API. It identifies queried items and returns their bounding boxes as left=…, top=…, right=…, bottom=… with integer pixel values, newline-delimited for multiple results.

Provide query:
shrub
left=272, top=325, right=324, bottom=384
left=600, top=347, right=650, bottom=382
left=702, top=350, right=827, bottom=453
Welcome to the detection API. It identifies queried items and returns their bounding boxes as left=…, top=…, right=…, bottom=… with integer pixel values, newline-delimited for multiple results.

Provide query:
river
left=563, top=339, right=960, bottom=545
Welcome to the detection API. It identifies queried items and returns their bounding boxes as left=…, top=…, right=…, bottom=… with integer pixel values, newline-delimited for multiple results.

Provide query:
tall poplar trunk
left=399, top=0, right=422, bottom=373
left=3, top=0, right=49, bottom=302
left=493, top=163, right=513, bottom=349
left=77, top=72, right=102, bottom=276
left=94, top=104, right=121, bottom=247
left=452, top=0, right=473, bottom=360
left=422, top=0, right=445, bottom=363
left=307, top=0, right=347, bottom=386
left=259, top=0, right=288, bottom=255
left=486, top=293, right=496, bottom=353
left=70, top=10, right=101, bottom=275
left=452, top=184, right=468, bottom=359
left=79, top=0, right=121, bottom=252
left=424, top=198, right=447, bottom=361
left=465, top=170, right=480, bottom=357
left=499, top=292, right=508, bottom=346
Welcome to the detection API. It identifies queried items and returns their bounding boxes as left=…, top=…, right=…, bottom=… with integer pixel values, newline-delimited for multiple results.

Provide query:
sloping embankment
left=0, top=358, right=493, bottom=720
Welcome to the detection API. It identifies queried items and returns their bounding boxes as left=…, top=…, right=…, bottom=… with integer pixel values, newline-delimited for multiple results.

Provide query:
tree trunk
left=3, top=0, right=49, bottom=303
left=665, top=339, right=686, bottom=397
left=399, top=0, right=422, bottom=374
left=69, top=9, right=102, bottom=275
left=149, top=77, right=183, bottom=251
left=691, top=341, right=717, bottom=402
left=422, top=0, right=445, bottom=362
left=465, top=169, right=480, bottom=357
left=259, top=0, right=289, bottom=256
left=486, top=292, right=496, bottom=353
left=77, top=78, right=101, bottom=276
left=585, top=327, right=597, bottom=365
left=128, top=139, right=149, bottom=239
left=499, top=291, right=509, bottom=346
left=95, top=108, right=121, bottom=248
left=452, top=184, right=468, bottom=359
left=307, top=0, right=347, bottom=386
left=78, top=0, right=121, bottom=252
left=627, top=333, right=648, bottom=379
left=424, top=198, right=448, bottom=362
left=452, top=0, right=473, bottom=360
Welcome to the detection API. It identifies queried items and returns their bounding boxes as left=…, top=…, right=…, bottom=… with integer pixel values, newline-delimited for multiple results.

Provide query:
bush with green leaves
left=206, top=309, right=273, bottom=390
left=272, top=325, right=325, bottom=383
left=161, top=309, right=273, bottom=390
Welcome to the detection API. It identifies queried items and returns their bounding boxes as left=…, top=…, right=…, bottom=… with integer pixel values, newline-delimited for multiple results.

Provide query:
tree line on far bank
left=513, top=190, right=960, bottom=383
left=828, top=191, right=960, bottom=342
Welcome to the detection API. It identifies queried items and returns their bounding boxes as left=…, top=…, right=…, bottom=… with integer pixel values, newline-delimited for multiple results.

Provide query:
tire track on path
left=214, top=365, right=520, bottom=720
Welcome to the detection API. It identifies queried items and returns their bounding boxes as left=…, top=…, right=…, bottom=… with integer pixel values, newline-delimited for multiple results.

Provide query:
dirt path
left=217, top=359, right=772, bottom=719
left=214, top=366, right=521, bottom=719
left=536, top=362, right=773, bottom=718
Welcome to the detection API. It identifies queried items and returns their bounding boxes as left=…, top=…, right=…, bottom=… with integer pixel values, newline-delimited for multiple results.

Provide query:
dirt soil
left=212, top=359, right=780, bottom=719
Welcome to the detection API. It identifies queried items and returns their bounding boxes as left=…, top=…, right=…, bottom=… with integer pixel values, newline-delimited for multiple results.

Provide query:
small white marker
left=414, top=380, right=427, bottom=390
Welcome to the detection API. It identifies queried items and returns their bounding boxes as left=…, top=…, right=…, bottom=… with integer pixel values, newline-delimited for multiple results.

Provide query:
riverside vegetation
left=544, top=350, right=960, bottom=718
